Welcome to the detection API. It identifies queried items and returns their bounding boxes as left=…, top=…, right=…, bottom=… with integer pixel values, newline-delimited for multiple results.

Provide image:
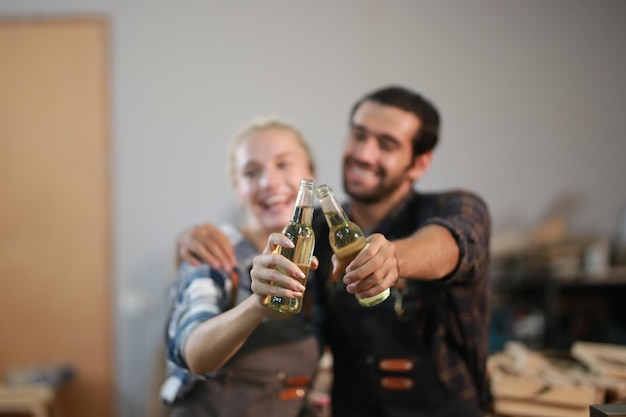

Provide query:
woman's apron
left=168, top=313, right=319, bottom=417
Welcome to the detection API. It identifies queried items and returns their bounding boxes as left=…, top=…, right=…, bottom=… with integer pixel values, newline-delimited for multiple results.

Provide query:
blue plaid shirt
left=160, top=225, right=257, bottom=404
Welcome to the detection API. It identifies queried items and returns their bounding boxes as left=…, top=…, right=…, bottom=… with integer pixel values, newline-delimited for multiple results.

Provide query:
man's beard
left=343, top=162, right=410, bottom=204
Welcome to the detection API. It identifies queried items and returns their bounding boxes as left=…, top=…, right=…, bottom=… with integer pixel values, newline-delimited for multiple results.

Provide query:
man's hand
left=250, top=233, right=318, bottom=307
left=339, top=233, right=399, bottom=299
left=176, top=223, right=237, bottom=271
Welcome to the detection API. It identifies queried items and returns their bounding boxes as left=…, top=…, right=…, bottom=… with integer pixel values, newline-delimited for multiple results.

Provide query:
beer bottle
left=315, top=183, right=390, bottom=307
left=266, top=178, right=316, bottom=314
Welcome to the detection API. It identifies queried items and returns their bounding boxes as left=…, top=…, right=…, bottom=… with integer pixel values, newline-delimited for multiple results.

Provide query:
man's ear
left=407, top=151, right=433, bottom=181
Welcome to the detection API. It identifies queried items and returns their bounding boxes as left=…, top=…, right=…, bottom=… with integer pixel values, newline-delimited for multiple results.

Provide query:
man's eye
left=379, top=139, right=395, bottom=151
left=352, top=130, right=367, bottom=141
left=277, top=161, right=292, bottom=170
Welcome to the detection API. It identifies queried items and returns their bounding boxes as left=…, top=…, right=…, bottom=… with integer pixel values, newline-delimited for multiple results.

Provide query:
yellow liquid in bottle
left=327, top=215, right=390, bottom=307
left=333, top=237, right=366, bottom=271
left=267, top=207, right=315, bottom=314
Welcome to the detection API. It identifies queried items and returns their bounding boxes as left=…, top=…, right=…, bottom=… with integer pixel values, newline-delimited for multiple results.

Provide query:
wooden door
left=0, top=19, right=112, bottom=417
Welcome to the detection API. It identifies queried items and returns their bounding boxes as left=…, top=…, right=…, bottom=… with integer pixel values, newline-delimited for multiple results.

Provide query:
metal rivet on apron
left=365, top=355, right=374, bottom=365
left=277, top=372, right=286, bottom=380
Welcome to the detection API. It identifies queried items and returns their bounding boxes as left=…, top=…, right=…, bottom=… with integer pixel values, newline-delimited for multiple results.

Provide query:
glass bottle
left=315, top=183, right=390, bottom=307
left=266, top=178, right=316, bottom=314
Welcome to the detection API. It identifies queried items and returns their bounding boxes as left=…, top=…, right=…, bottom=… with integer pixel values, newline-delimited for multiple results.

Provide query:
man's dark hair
left=349, top=86, right=440, bottom=158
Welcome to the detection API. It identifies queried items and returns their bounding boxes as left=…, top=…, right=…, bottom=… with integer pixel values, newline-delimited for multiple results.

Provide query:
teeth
left=264, top=195, right=288, bottom=206
left=351, top=166, right=377, bottom=177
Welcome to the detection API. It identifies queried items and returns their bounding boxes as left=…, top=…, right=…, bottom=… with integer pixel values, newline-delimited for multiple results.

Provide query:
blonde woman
left=161, top=118, right=320, bottom=417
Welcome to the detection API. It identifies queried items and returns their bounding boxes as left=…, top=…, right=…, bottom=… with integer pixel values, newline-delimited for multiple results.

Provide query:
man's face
left=342, top=101, right=422, bottom=203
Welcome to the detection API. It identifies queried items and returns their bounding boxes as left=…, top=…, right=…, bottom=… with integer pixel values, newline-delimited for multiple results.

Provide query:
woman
left=161, top=118, right=320, bottom=417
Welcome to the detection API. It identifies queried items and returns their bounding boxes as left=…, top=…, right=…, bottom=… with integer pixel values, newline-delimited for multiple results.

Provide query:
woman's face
left=234, top=127, right=314, bottom=233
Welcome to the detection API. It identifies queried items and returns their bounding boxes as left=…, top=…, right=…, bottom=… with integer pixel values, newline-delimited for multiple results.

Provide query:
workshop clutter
left=488, top=341, right=626, bottom=417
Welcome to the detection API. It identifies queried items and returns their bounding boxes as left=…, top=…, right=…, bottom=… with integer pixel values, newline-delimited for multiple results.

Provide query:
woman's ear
left=234, top=184, right=246, bottom=207
left=407, top=151, right=433, bottom=181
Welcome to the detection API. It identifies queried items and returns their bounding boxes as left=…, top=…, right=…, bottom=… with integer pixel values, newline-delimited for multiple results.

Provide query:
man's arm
left=176, top=223, right=237, bottom=272
left=394, top=224, right=459, bottom=279
left=342, top=191, right=489, bottom=298
left=341, top=227, right=455, bottom=299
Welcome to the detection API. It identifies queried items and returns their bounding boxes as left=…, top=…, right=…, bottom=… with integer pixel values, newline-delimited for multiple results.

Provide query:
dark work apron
left=168, top=315, right=319, bottom=417
left=327, top=279, right=483, bottom=417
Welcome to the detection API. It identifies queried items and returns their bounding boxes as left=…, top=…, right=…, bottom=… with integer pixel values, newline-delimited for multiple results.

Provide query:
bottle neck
left=318, top=194, right=350, bottom=227
left=290, top=204, right=314, bottom=225
left=291, top=179, right=316, bottom=225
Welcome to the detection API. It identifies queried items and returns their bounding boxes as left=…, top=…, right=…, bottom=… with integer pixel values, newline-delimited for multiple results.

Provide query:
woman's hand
left=250, top=233, right=318, bottom=307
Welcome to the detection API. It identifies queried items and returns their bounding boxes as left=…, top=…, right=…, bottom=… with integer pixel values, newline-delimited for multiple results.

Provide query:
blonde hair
left=228, top=117, right=316, bottom=185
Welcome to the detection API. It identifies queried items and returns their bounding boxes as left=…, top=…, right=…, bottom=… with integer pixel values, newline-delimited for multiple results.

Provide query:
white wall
left=2, top=1, right=625, bottom=416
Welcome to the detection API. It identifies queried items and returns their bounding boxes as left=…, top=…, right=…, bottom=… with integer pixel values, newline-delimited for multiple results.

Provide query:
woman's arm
left=175, top=233, right=311, bottom=375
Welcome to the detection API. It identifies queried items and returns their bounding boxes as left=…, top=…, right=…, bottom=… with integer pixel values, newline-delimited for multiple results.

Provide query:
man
left=177, top=86, right=491, bottom=416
